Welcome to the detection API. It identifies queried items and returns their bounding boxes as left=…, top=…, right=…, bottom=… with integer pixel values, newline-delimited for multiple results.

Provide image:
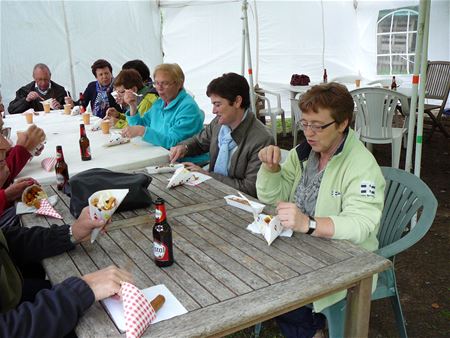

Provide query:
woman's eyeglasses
left=300, top=120, right=336, bottom=133
left=154, top=81, right=175, bottom=88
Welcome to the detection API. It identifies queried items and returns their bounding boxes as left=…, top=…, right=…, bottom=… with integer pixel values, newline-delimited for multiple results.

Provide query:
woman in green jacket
left=256, top=83, right=385, bottom=338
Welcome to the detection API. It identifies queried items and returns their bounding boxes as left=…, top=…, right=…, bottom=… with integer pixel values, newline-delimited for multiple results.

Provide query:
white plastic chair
left=254, top=89, right=286, bottom=145
left=290, top=95, right=303, bottom=147
left=351, top=88, right=407, bottom=169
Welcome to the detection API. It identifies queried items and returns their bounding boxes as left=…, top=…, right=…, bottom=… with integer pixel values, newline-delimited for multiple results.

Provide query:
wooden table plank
left=170, top=217, right=268, bottom=290
left=177, top=213, right=287, bottom=284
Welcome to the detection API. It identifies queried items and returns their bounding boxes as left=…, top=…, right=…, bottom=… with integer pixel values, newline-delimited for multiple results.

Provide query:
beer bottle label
left=155, top=209, right=162, bottom=219
left=56, top=153, right=62, bottom=160
left=153, top=240, right=169, bottom=261
left=56, top=173, right=65, bottom=185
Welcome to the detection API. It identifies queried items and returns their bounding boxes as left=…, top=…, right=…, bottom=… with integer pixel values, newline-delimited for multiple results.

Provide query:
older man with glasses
left=256, top=82, right=386, bottom=338
left=8, top=64, right=68, bottom=115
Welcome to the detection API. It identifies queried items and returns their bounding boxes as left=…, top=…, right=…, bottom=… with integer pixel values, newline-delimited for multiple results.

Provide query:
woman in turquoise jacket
left=121, top=63, right=207, bottom=163
left=256, top=83, right=385, bottom=338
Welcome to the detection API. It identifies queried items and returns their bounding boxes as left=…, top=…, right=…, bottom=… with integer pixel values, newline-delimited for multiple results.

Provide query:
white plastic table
left=3, top=110, right=169, bottom=184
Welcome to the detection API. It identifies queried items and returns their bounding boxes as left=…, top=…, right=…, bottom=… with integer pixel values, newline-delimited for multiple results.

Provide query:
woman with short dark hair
left=80, top=59, right=122, bottom=118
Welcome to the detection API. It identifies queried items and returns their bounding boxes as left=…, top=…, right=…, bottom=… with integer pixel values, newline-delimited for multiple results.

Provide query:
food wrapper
left=21, top=184, right=48, bottom=208
left=167, top=167, right=194, bottom=188
left=71, top=106, right=81, bottom=116
left=35, top=198, right=62, bottom=219
left=247, top=214, right=293, bottom=245
left=146, top=163, right=184, bottom=174
left=91, top=119, right=102, bottom=131
left=16, top=195, right=58, bottom=215
left=88, top=189, right=129, bottom=243
left=166, top=167, right=211, bottom=188
left=224, top=195, right=265, bottom=214
left=41, top=157, right=57, bottom=172
left=40, top=98, right=53, bottom=105
left=103, top=133, right=130, bottom=147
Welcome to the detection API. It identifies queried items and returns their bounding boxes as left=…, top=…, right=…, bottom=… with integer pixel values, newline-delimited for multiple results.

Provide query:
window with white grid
left=377, top=7, right=419, bottom=75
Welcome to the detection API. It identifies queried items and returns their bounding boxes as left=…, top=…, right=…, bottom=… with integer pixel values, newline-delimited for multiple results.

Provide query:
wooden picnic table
left=20, top=172, right=391, bottom=337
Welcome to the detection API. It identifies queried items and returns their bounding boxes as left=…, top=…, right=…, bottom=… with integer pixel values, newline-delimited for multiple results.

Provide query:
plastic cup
left=355, top=79, right=361, bottom=88
left=43, top=102, right=51, bottom=113
left=64, top=104, right=71, bottom=115
left=101, top=120, right=111, bottom=134
left=25, top=113, right=33, bottom=124
left=82, top=113, right=91, bottom=125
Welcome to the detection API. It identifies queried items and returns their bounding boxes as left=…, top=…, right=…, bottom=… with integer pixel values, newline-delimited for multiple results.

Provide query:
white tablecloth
left=4, top=110, right=169, bottom=184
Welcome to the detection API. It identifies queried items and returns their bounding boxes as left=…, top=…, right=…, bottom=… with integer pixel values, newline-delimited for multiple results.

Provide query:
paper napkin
left=16, top=195, right=59, bottom=215
left=35, top=198, right=62, bottom=219
left=146, top=163, right=184, bottom=174
left=103, top=133, right=130, bottom=147
left=167, top=167, right=211, bottom=188
left=121, top=282, right=156, bottom=338
left=247, top=214, right=293, bottom=245
left=102, top=284, right=187, bottom=335
left=41, top=157, right=57, bottom=172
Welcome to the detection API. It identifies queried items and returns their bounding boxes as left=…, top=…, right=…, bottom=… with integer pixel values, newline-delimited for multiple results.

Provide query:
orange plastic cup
left=43, top=102, right=51, bottom=113
left=25, top=113, right=33, bottom=124
left=64, top=104, right=71, bottom=115
left=355, top=79, right=361, bottom=88
left=82, top=113, right=91, bottom=125
left=101, top=120, right=111, bottom=134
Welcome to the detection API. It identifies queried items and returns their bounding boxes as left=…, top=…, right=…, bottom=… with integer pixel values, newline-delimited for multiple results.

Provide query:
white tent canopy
left=1, top=0, right=449, bottom=122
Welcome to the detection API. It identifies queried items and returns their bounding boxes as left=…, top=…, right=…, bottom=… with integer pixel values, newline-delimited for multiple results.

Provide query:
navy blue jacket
left=0, top=225, right=95, bottom=338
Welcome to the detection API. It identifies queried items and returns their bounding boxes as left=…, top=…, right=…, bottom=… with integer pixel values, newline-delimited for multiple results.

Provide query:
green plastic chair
left=320, top=167, right=438, bottom=338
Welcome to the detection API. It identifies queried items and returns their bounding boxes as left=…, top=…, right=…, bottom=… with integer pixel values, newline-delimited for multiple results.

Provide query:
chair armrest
left=258, top=89, right=282, bottom=108
left=375, top=215, right=436, bottom=259
left=254, top=93, right=272, bottom=111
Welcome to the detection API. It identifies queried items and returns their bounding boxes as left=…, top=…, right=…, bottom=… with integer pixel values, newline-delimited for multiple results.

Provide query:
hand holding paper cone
left=88, top=189, right=129, bottom=243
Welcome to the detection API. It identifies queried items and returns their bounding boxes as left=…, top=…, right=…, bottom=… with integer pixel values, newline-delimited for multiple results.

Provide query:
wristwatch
left=306, top=215, right=317, bottom=235
left=68, top=225, right=77, bottom=244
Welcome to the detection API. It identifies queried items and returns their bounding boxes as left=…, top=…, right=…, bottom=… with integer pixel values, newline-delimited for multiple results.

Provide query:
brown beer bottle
left=55, top=145, right=69, bottom=190
left=79, top=124, right=91, bottom=161
left=153, top=198, right=174, bottom=267
left=391, top=76, right=397, bottom=90
left=79, top=92, right=86, bottom=113
left=323, top=69, right=328, bottom=84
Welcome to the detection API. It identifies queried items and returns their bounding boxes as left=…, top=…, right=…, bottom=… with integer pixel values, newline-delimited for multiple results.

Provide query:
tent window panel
left=377, top=56, right=391, bottom=75
left=392, top=55, right=409, bottom=74
left=391, top=34, right=407, bottom=53
left=409, top=15, right=418, bottom=31
left=378, top=35, right=391, bottom=54
left=408, top=33, right=417, bottom=54
left=376, top=6, right=418, bottom=75
left=378, top=18, right=392, bottom=33
left=392, top=12, right=409, bottom=32
left=409, top=55, right=415, bottom=74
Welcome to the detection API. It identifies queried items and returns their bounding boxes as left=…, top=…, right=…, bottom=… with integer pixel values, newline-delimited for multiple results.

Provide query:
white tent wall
left=161, top=0, right=449, bottom=123
left=1, top=0, right=163, bottom=109
left=1, top=0, right=448, bottom=120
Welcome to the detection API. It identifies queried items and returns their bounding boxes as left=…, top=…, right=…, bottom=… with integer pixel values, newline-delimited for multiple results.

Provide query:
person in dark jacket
left=8, top=63, right=68, bottom=115
left=0, top=206, right=132, bottom=338
left=79, top=59, right=122, bottom=118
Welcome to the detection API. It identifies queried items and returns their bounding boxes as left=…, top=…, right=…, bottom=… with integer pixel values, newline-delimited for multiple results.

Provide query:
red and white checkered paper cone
left=35, top=199, right=62, bottom=219
left=41, top=157, right=57, bottom=172
left=122, top=282, right=156, bottom=338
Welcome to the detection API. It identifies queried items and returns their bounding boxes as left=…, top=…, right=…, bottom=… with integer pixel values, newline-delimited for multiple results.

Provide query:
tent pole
left=414, top=0, right=431, bottom=178
left=405, top=0, right=427, bottom=173
left=241, top=0, right=256, bottom=114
